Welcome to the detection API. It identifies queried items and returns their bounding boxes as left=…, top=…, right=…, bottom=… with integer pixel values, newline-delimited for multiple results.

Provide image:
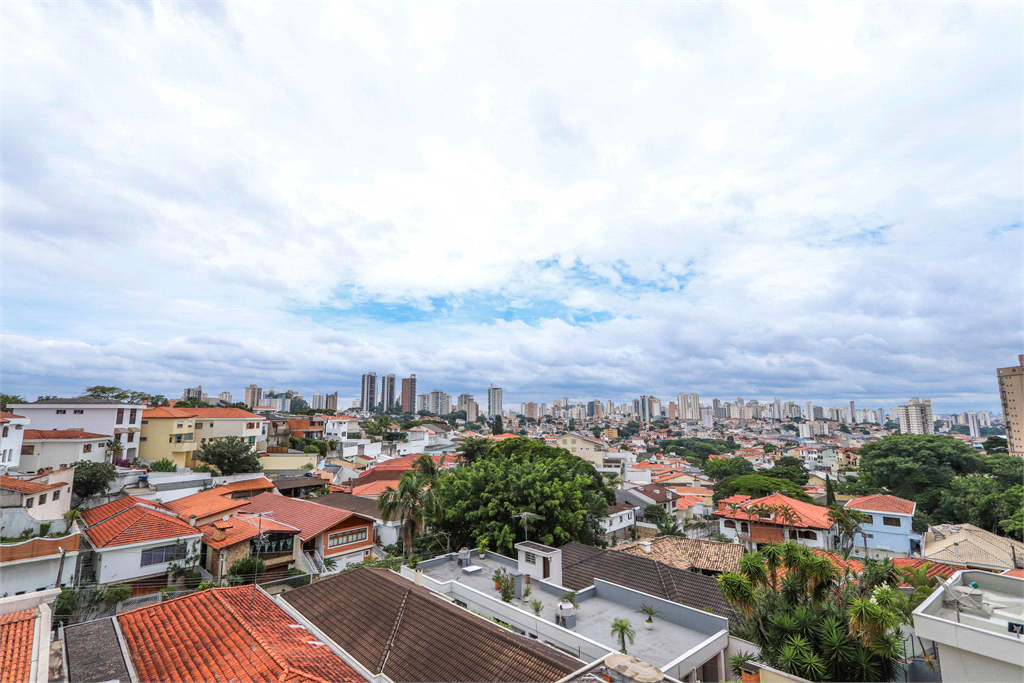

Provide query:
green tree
left=764, top=456, right=810, bottom=487
left=432, top=439, right=614, bottom=553
left=378, top=471, right=435, bottom=556
left=829, top=505, right=869, bottom=554
left=713, top=474, right=813, bottom=503
left=983, top=453, right=1024, bottom=489
left=175, top=397, right=213, bottom=408
left=763, top=442, right=777, bottom=454
left=81, top=386, right=169, bottom=406
left=227, top=556, right=266, bottom=585
left=825, top=475, right=836, bottom=507
left=148, top=458, right=177, bottom=472
left=703, top=456, right=755, bottom=481
left=999, top=485, right=1023, bottom=540
left=303, top=444, right=321, bottom=454
left=456, top=437, right=491, bottom=465
left=492, top=415, right=504, bottom=435
left=718, top=542, right=904, bottom=682
left=610, top=618, right=635, bottom=654
left=857, top=435, right=986, bottom=525
left=194, top=436, right=263, bottom=475
left=983, top=436, right=1008, bottom=454
left=73, top=462, right=117, bottom=498
left=0, top=394, right=25, bottom=410
left=643, top=504, right=668, bottom=525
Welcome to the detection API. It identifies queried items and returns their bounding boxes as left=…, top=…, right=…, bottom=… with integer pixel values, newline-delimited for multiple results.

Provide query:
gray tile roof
left=314, top=491, right=385, bottom=520
left=283, top=567, right=580, bottom=682
left=63, top=618, right=131, bottom=683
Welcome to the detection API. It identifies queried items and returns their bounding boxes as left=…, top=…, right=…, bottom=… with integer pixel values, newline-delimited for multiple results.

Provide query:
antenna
left=513, top=512, right=542, bottom=542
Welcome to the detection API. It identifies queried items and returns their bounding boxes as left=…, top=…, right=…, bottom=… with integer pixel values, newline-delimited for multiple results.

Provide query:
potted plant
left=530, top=599, right=544, bottom=616
left=478, top=538, right=489, bottom=558
left=407, top=555, right=420, bottom=570
left=637, top=603, right=661, bottom=630
left=492, top=567, right=506, bottom=590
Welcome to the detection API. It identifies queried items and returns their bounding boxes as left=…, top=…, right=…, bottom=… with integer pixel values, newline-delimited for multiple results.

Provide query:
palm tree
left=378, top=471, right=434, bottom=556
left=365, top=415, right=395, bottom=440
left=656, top=517, right=684, bottom=537
left=415, top=454, right=439, bottom=480
left=603, top=471, right=623, bottom=489
left=828, top=506, right=868, bottom=554
left=610, top=618, right=635, bottom=654
left=326, top=439, right=340, bottom=456
left=106, top=439, right=124, bottom=463
left=761, top=543, right=783, bottom=590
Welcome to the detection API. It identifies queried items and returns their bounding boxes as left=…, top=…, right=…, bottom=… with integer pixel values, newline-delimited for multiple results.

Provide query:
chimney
left=212, top=528, right=227, bottom=542
left=953, top=542, right=960, bottom=558
left=189, top=515, right=197, bottom=527
left=639, top=541, right=652, bottom=554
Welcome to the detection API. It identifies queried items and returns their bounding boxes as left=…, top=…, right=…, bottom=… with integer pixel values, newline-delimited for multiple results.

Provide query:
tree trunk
left=404, top=520, right=415, bottom=557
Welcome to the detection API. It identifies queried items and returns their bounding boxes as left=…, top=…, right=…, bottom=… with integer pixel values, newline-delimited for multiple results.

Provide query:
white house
left=10, top=398, right=145, bottom=462
left=323, top=415, right=358, bottom=442
left=0, top=473, right=73, bottom=521
left=0, top=533, right=81, bottom=596
left=80, top=496, right=202, bottom=590
left=18, top=430, right=110, bottom=473
left=601, top=502, right=637, bottom=541
left=0, top=411, right=30, bottom=470
left=713, top=493, right=836, bottom=551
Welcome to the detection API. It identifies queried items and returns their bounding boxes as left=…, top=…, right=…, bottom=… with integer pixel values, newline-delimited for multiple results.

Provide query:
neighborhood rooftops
left=614, top=537, right=745, bottom=575
left=713, top=493, right=835, bottom=530
left=845, top=494, right=916, bottom=515
left=114, top=586, right=368, bottom=683
left=80, top=496, right=200, bottom=549
left=0, top=475, right=63, bottom=494
left=22, top=430, right=110, bottom=440
left=199, top=514, right=300, bottom=550
left=240, top=492, right=361, bottom=541
left=282, top=567, right=580, bottom=683
left=313, top=491, right=386, bottom=520
left=924, top=523, right=1024, bottom=571
left=0, top=609, right=38, bottom=683
left=143, top=407, right=264, bottom=419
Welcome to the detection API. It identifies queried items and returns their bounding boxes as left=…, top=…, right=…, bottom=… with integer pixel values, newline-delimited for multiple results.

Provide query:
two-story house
left=198, top=513, right=301, bottom=582
left=18, top=431, right=111, bottom=473
left=714, top=493, right=837, bottom=551
left=10, top=398, right=145, bottom=462
left=139, top=407, right=266, bottom=468
left=845, top=494, right=920, bottom=557
left=601, top=502, right=638, bottom=541
left=0, top=411, right=30, bottom=469
left=323, top=415, right=358, bottom=444
left=0, top=474, right=72, bottom=521
left=616, top=485, right=678, bottom=521
left=79, top=496, right=203, bottom=594
left=241, top=492, right=375, bottom=573
left=553, top=433, right=607, bottom=467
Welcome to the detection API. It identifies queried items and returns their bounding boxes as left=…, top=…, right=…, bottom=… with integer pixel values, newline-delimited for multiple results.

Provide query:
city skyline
left=3, top=3, right=1020, bottom=413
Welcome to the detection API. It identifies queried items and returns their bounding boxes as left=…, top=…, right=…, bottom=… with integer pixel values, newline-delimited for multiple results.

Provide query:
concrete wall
left=0, top=507, right=71, bottom=538
left=19, top=438, right=109, bottom=473
left=1, top=552, right=78, bottom=595
left=592, top=579, right=729, bottom=637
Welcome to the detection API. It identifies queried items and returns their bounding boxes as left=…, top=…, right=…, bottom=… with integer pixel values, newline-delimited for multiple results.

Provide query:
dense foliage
left=659, top=437, right=738, bottom=464
left=72, top=461, right=117, bottom=498
left=718, top=542, right=907, bottom=682
left=432, top=438, right=615, bottom=553
left=194, top=436, right=263, bottom=475
left=148, top=458, right=177, bottom=472
left=854, top=435, right=1022, bottom=534
left=82, top=385, right=170, bottom=406
left=227, top=556, right=266, bottom=585
left=762, top=456, right=810, bottom=487
left=713, top=474, right=814, bottom=503
left=703, top=456, right=755, bottom=480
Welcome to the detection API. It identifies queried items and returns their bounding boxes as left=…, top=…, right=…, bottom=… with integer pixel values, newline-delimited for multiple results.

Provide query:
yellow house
left=140, top=407, right=265, bottom=469
left=554, top=433, right=607, bottom=467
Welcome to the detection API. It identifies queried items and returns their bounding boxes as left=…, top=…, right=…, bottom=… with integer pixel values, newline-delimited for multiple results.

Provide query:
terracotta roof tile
left=199, top=515, right=299, bottom=550
left=220, top=477, right=276, bottom=492
left=350, top=480, right=398, bottom=497
left=84, top=500, right=200, bottom=549
left=240, top=493, right=358, bottom=541
left=615, top=537, right=745, bottom=573
left=0, top=411, right=26, bottom=420
left=0, top=476, right=62, bottom=494
left=846, top=494, right=916, bottom=516
left=164, top=487, right=252, bottom=520
left=892, top=558, right=958, bottom=582
left=0, top=609, right=37, bottom=683
left=714, top=493, right=834, bottom=530
left=144, top=407, right=263, bottom=419
left=81, top=495, right=172, bottom=526
left=22, top=429, right=109, bottom=440
left=117, top=586, right=366, bottom=683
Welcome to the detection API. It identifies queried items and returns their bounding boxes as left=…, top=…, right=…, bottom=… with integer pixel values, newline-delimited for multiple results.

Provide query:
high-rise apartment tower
left=997, top=355, right=1024, bottom=456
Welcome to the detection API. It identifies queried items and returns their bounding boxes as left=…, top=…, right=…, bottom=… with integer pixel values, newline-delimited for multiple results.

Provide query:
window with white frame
left=141, top=543, right=186, bottom=566
left=327, top=527, right=368, bottom=548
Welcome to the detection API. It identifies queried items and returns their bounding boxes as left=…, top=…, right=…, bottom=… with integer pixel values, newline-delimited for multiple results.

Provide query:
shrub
left=182, top=570, right=202, bottom=590
left=227, top=556, right=266, bottom=585
left=149, top=458, right=177, bottom=472
left=285, top=568, right=311, bottom=588
left=558, top=591, right=579, bottom=608
left=407, top=554, right=420, bottom=569
left=39, top=522, right=51, bottom=536
left=196, top=581, right=215, bottom=591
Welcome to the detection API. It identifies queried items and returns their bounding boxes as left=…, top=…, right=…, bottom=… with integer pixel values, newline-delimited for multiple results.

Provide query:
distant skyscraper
left=310, top=392, right=324, bottom=410
left=689, top=393, right=700, bottom=420
left=219, top=391, right=233, bottom=403
left=667, top=402, right=676, bottom=421
left=896, top=398, right=934, bottom=435
left=380, top=374, right=397, bottom=411
left=773, top=397, right=782, bottom=420
left=416, top=393, right=429, bottom=412
left=806, top=402, right=813, bottom=419
left=401, top=375, right=417, bottom=413
left=606, top=400, right=615, bottom=415
left=966, top=412, right=981, bottom=439
left=849, top=401, right=856, bottom=424
left=325, top=392, right=338, bottom=412
left=488, top=385, right=503, bottom=417
left=427, top=390, right=451, bottom=415
left=183, top=385, right=202, bottom=399
left=244, top=384, right=262, bottom=408
left=360, top=373, right=378, bottom=411
left=997, top=355, right=1024, bottom=456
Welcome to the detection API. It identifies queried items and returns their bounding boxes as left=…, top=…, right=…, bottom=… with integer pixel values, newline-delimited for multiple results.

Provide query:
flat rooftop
left=923, top=571, right=1024, bottom=637
left=422, top=556, right=709, bottom=669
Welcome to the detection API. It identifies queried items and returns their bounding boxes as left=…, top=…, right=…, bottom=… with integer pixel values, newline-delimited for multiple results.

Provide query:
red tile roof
left=846, top=494, right=916, bottom=516
left=117, top=586, right=366, bottom=683
left=80, top=495, right=172, bottom=526
left=164, top=488, right=252, bottom=521
left=715, top=493, right=834, bottom=530
left=239, top=493, right=360, bottom=541
left=23, top=429, right=109, bottom=440
left=0, top=609, right=37, bottom=683
left=892, top=558, right=958, bottom=582
left=200, top=515, right=299, bottom=550
left=0, top=411, right=26, bottom=420
left=0, top=476, right=62, bottom=494
left=220, top=477, right=276, bottom=493
left=144, top=407, right=263, bottom=419
left=83, top=499, right=200, bottom=549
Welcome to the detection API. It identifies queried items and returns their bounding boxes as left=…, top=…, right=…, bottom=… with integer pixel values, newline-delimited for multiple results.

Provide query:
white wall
left=11, top=404, right=143, bottom=435
left=94, top=535, right=202, bottom=585
left=0, top=415, right=29, bottom=469
left=1, top=552, right=78, bottom=596
left=18, top=438, right=108, bottom=473
left=21, top=482, right=72, bottom=520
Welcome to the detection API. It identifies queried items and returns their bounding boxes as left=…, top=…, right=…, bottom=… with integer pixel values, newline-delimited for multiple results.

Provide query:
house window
left=141, top=543, right=185, bottom=567
left=740, top=522, right=749, bottom=533
left=789, top=530, right=798, bottom=540
left=83, top=444, right=92, bottom=454
left=209, top=423, right=213, bottom=428
left=25, top=498, right=33, bottom=508
left=525, top=551, right=537, bottom=564
left=56, top=410, right=66, bottom=415
left=184, top=433, right=194, bottom=441
left=327, top=527, right=368, bottom=548
left=177, top=422, right=183, bottom=428
left=724, top=520, right=736, bottom=529
left=73, top=410, right=84, bottom=415
left=141, top=420, right=149, bottom=424
left=38, top=494, right=47, bottom=505
left=882, top=517, right=901, bottom=527
left=2, top=427, right=6, bottom=437
left=117, top=409, right=124, bottom=425
left=129, top=409, right=138, bottom=424
left=863, top=515, right=874, bottom=524
left=800, top=530, right=817, bottom=540
left=52, top=489, right=60, bottom=501
left=127, top=432, right=135, bottom=443
left=196, top=422, right=202, bottom=429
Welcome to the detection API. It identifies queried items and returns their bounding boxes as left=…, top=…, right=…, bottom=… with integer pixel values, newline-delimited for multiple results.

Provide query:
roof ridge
left=377, top=586, right=411, bottom=675
left=211, top=587, right=304, bottom=680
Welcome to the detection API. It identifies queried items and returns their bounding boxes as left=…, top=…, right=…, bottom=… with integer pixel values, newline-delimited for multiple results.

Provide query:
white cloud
left=2, top=1, right=1020, bottom=411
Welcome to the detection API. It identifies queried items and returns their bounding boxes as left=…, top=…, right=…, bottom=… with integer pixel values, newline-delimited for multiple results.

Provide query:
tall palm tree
left=610, top=618, right=635, bottom=654
left=761, top=543, right=784, bottom=590
left=378, top=471, right=434, bottom=556
left=106, top=439, right=124, bottom=463
left=603, top=471, right=623, bottom=489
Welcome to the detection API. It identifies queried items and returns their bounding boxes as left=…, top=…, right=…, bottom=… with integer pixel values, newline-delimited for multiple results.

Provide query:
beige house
left=140, top=407, right=265, bottom=468
left=554, top=433, right=607, bottom=467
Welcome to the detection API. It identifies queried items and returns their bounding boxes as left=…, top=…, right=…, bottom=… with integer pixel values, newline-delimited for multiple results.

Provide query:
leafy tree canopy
left=148, top=458, right=177, bottom=472
left=703, top=455, right=755, bottom=481
left=0, top=394, right=25, bottom=410
left=175, top=397, right=213, bottom=408
left=432, top=438, right=614, bottom=553
left=763, top=456, right=809, bottom=487
left=659, top=437, right=737, bottom=464
left=81, top=386, right=169, bottom=406
left=73, top=461, right=117, bottom=498
left=713, top=473, right=814, bottom=503
left=194, top=436, right=263, bottom=475
left=983, top=436, right=1008, bottom=454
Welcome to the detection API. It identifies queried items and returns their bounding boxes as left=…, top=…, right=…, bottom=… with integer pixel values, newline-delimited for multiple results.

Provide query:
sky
left=2, top=1, right=1021, bottom=412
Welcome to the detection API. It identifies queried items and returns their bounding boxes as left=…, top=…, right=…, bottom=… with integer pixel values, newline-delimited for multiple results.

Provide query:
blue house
left=845, top=494, right=921, bottom=556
